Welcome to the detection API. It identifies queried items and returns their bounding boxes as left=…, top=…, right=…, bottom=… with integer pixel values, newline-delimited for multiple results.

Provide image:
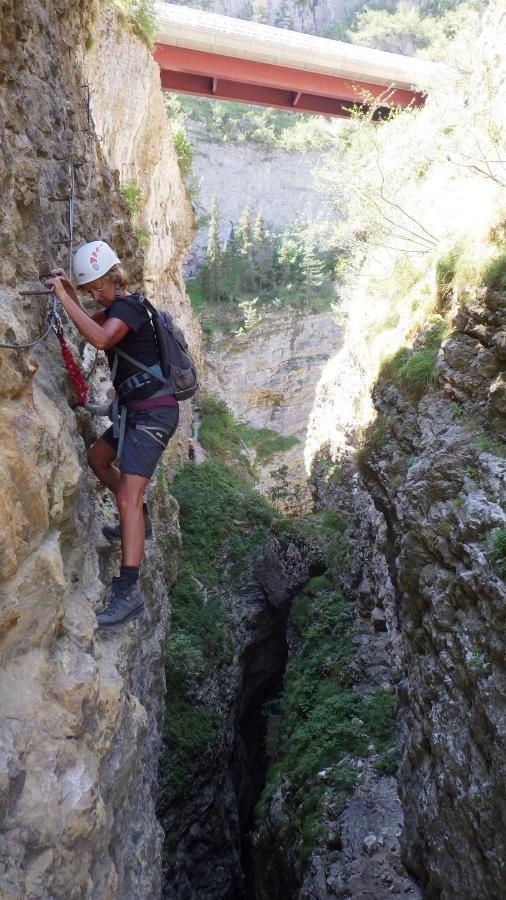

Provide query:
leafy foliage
left=121, top=179, right=142, bottom=216
left=162, top=455, right=274, bottom=800
left=169, top=93, right=339, bottom=152
left=198, top=394, right=299, bottom=474
left=491, top=528, right=506, bottom=573
left=254, top=576, right=396, bottom=863
left=195, top=196, right=336, bottom=326
left=482, top=253, right=506, bottom=293
left=109, top=0, right=157, bottom=46
left=381, top=347, right=439, bottom=397
left=172, top=126, right=194, bottom=181
left=349, top=2, right=440, bottom=55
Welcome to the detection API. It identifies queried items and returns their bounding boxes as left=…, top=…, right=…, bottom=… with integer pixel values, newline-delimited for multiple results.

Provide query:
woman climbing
left=45, top=240, right=179, bottom=629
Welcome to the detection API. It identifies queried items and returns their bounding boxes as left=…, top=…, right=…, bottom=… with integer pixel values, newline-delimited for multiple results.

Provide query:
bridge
left=154, top=2, right=439, bottom=119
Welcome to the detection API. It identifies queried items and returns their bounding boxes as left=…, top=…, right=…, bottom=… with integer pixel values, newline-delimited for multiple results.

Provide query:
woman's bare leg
left=116, top=473, right=150, bottom=566
left=88, top=439, right=121, bottom=494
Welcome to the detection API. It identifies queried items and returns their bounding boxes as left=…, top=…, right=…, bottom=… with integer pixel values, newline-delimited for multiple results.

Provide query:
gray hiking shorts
left=102, top=406, right=179, bottom=478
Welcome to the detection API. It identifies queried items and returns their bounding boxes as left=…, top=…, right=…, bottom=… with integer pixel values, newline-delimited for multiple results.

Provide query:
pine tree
left=252, top=0, right=268, bottom=23
left=221, top=223, right=241, bottom=304
left=253, top=211, right=274, bottom=292
left=301, top=236, right=325, bottom=306
left=236, top=205, right=255, bottom=293
left=275, top=0, right=292, bottom=29
left=202, top=194, right=221, bottom=304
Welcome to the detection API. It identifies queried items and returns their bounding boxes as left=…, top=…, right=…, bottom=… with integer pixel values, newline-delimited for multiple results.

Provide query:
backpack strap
left=112, top=346, right=173, bottom=390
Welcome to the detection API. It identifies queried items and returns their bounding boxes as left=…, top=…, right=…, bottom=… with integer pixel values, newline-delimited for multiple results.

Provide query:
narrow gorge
left=1, top=1, right=506, bottom=899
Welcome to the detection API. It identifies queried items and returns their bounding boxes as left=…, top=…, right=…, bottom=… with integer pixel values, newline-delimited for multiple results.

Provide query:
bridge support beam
left=154, top=43, right=424, bottom=119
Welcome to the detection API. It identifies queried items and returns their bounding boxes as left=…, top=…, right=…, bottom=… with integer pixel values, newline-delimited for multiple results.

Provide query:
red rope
left=56, top=332, right=89, bottom=406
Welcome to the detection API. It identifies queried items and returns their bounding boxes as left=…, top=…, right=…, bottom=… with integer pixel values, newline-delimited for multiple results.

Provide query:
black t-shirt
left=105, top=294, right=160, bottom=388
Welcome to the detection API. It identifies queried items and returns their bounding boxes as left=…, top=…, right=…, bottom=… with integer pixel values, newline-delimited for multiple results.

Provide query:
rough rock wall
left=167, top=0, right=364, bottom=36
left=84, top=6, right=202, bottom=449
left=367, top=291, right=506, bottom=898
left=159, top=578, right=290, bottom=898
left=206, top=310, right=342, bottom=509
left=302, top=6, right=506, bottom=894
left=0, top=3, right=194, bottom=896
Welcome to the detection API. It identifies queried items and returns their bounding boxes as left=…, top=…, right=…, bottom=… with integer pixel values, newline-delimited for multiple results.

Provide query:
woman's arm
left=45, top=277, right=129, bottom=349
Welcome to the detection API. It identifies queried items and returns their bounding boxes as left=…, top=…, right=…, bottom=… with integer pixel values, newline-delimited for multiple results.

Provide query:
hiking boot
left=102, top=507, right=153, bottom=542
left=96, top=578, right=146, bottom=629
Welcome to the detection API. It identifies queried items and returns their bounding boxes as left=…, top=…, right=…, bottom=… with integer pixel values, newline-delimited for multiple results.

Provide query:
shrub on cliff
left=109, top=0, right=157, bottom=46
left=254, top=576, right=396, bottom=865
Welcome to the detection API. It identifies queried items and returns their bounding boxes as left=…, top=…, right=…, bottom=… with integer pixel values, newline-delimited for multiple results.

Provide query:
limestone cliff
left=0, top=2, right=196, bottom=896
left=184, top=120, right=332, bottom=276
left=206, top=310, right=342, bottom=510
left=300, top=4, right=506, bottom=895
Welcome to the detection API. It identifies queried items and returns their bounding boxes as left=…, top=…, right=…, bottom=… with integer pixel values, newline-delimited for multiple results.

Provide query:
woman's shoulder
left=107, top=294, right=149, bottom=330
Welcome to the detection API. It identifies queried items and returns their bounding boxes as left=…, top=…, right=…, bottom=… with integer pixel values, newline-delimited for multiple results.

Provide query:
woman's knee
left=116, top=486, right=143, bottom=517
left=88, top=440, right=114, bottom=472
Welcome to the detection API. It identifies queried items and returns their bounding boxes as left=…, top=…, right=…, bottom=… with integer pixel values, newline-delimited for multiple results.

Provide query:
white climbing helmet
left=72, top=240, right=120, bottom=286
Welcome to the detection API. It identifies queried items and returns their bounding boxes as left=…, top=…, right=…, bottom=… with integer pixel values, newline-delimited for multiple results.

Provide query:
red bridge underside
left=154, top=43, right=424, bottom=119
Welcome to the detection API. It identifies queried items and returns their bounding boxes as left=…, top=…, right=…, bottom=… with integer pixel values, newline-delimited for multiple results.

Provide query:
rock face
left=84, top=6, right=202, bottom=450
left=305, top=219, right=506, bottom=898
left=381, top=293, right=506, bottom=898
left=185, top=121, right=332, bottom=275
left=206, top=310, right=343, bottom=509
left=159, top=578, right=291, bottom=898
left=166, top=0, right=363, bottom=37
left=0, top=2, right=195, bottom=896
left=300, top=6, right=506, bottom=891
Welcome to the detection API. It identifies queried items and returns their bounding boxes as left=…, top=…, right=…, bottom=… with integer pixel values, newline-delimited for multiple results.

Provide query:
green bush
left=198, top=394, right=298, bottom=474
left=491, top=528, right=506, bottom=572
left=133, top=225, right=149, bottom=249
left=482, top=253, right=506, bottom=293
left=435, top=245, right=461, bottom=307
left=254, top=577, right=396, bottom=861
left=379, top=347, right=439, bottom=399
left=110, top=0, right=157, bottom=46
left=162, top=455, right=274, bottom=800
left=121, top=179, right=142, bottom=215
left=172, top=125, right=194, bottom=181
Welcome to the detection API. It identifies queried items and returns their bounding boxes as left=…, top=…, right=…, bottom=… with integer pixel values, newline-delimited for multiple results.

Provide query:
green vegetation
left=191, top=196, right=337, bottom=332
left=109, top=0, right=157, bottom=46
left=120, top=179, right=150, bottom=249
left=482, top=253, right=506, bottom=293
left=435, top=245, right=462, bottom=310
left=172, top=126, right=194, bottom=181
left=473, top=430, right=506, bottom=456
left=330, top=0, right=482, bottom=56
left=165, top=96, right=198, bottom=200
left=161, top=455, right=274, bottom=798
left=377, top=316, right=449, bottom=401
left=380, top=346, right=439, bottom=398
left=198, top=394, right=299, bottom=474
left=121, top=179, right=142, bottom=216
left=254, top=576, right=396, bottom=864
left=166, top=93, right=339, bottom=153
left=491, top=528, right=506, bottom=573
left=272, top=510, right=349, bottom=575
